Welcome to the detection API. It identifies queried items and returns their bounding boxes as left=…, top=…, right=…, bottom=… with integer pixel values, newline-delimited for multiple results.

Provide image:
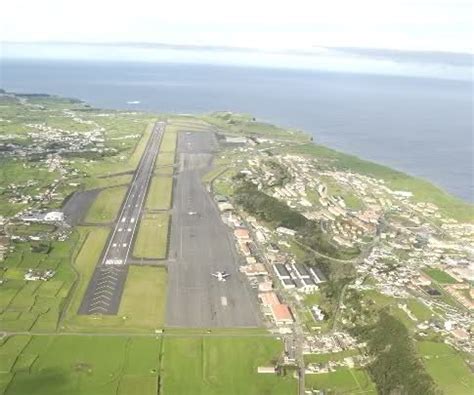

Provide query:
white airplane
left=211, top=271, right=230, bottom=282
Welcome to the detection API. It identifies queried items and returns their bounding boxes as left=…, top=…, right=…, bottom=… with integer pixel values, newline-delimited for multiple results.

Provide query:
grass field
left=133, top=213, right=170, bottom=259
left=305, top=368, right=376, bottom=394
left=82, top=174, right=132, bottom=190
left=0, top=335, right=161, bottom=395
left=417, top=341, right=474, bottom=395
left=84, top=186, right=127, bottom=223
left=160, top=337, right=296, bottom=395
left=423, top=268, right=458, bottom=284
left=155, top=152, right=175, bottom=168
left=117, top=266, right=167, bottom=328
left=145, top=176, right=173, bottom=211
left=159, top=130, right=177, bottom=153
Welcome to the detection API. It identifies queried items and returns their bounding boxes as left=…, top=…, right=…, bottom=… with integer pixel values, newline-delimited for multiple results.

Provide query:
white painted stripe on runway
left=221, top=296, right=228, bottom=306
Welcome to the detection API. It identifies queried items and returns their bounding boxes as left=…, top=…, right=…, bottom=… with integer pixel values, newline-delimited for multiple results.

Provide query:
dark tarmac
left=165, top=131, right=261, bottom=328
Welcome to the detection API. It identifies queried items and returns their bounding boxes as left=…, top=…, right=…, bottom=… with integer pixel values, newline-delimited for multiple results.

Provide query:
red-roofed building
left=259, top=292, right=280, bottom=306
left=270, top=304, right=294, bottom=325
left=234, top=228, right=250, bottom=240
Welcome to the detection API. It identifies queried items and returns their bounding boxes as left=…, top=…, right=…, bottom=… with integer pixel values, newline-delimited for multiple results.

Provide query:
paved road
left=79, top=122, right=165, bottom=315
left=166, top=131, right=261, bottom=328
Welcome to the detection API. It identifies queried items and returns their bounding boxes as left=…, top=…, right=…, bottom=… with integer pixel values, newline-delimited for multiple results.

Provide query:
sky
left=1, top=0, right=473, bottom=53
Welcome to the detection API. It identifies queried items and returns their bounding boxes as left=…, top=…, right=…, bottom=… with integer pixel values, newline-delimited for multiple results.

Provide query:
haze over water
left=1, top=55, right=473, bottom=202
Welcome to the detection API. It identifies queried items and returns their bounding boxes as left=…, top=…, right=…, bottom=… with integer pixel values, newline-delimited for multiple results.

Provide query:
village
left=211, top=135, right=474, bottom=377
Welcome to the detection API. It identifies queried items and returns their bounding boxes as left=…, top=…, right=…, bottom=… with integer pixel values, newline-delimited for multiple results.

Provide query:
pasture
left=0, top=335, right=160, bottom=395
left=160, top=336, right=296, bottom=395
left=417, top=341, right=474, bottom=395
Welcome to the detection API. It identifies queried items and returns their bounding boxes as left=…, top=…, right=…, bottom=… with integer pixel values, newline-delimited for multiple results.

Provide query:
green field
left=0, top=335, right=295, bottom=395
left=417, top=341, right=474, bottom=395
left=161, top=337, right=296, bottom=395
left=155, top=152, right=175, bottom=168
left=159, top=130, right=177, bottom=153
left=423, top=268, right=458, bottom=284
left=133, top=213, right=170, bottom=259
left=305, top=368, right=376, bottom=394
left=117, top=266, right=167, bottom=328
left=84, top=186, right=127, bottom=223
left=145, top=176, right=173, bottom=211
left=82, top=174, right=132, bottom=190
left=0, top=335, right=161, bottom=395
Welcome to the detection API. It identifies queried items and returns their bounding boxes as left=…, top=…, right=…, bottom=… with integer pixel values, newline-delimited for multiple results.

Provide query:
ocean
left=1, top=58, right=472, bottom=202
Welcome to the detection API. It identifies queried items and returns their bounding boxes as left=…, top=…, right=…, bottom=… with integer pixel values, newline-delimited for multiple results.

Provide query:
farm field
left=0, top=335, right=160, bottom=395
left=305, top=368, right=376, bottom=394
left=84, top=186, right=127, bottom=224
left=423, top=268, right=458, bottom=284
left=0, top=235, right=79, bottom=332
left=145, top=176, right=173, bottom=211
left=160, top=336, right=296, bottom=395
left=417, top=341, right=474, bottom=395
left=133, top=213, right=170, bottom=259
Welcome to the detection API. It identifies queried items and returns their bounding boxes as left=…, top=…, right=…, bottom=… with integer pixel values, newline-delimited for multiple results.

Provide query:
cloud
left=1, top=0, right=473, bottom=53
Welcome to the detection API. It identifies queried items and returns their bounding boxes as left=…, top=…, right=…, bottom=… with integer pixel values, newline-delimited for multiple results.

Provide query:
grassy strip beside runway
left=84, top=186, right=127, bottom=223
left=159, top=130, right=177, bottom=153
left=155, top=152, right=175, bottom=168
left=145, top=176, right=173, bottom=211
left=117, top=266, right=167, bottom=328
left=62, top=228, right=167, bottom=332
left=61, top=227, right=110, bottom=328
left=133, top=213, right=170, bottom=259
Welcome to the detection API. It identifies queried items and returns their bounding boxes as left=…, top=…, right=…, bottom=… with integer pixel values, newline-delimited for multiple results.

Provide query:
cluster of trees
left=234, top=181, right=349, bottom=259
left=234, top=181, right=307, bottom=229
left=353, top=311, right=437, bottom=395
left=264, top=160, right=291, bottom=187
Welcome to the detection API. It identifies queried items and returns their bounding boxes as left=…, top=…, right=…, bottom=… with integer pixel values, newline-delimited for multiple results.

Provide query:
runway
left=78, top=122, right=165, bottom=315
left=165, top=131, right=261, bottom=328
